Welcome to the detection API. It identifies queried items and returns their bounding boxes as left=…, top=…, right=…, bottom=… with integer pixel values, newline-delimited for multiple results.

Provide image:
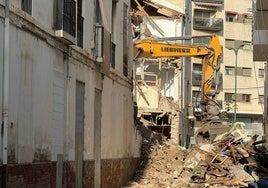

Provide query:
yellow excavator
left=133, top=34, right=230, bottom=144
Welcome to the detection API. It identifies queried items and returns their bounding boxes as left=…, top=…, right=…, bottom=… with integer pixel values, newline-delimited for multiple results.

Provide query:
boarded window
left=225, top=66, right=234, bottom=75
left=21, top=0, right=32, bottom=15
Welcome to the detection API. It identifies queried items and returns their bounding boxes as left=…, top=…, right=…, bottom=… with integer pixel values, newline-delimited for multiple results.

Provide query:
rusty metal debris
left=126, top=121, right=268, bottom=188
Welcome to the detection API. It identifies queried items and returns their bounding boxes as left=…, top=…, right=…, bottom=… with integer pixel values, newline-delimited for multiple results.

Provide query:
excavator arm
left=134, top=34, right=228, bottom=144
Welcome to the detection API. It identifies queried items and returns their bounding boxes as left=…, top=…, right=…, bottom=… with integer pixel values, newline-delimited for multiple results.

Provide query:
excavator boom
left=134, top=34, right=221, bottom=58
left=134, top=34, right=222, bottom=106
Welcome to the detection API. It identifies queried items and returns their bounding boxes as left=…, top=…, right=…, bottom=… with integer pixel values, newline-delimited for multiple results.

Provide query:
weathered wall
left=0, top=0, right=142, bottom=187
left=7, top=23, right=64, bottom=163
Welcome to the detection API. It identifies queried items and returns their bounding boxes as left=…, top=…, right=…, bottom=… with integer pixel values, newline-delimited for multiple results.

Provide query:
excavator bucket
left=195, top=120, right=230, bottom=145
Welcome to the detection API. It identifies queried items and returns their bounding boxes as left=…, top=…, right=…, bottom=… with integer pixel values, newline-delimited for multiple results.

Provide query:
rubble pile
left=127, top=122, right=268, bottom=188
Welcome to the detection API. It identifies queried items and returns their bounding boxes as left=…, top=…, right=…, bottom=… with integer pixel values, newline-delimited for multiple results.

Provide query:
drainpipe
left=2, top=0, right=10, bottom=167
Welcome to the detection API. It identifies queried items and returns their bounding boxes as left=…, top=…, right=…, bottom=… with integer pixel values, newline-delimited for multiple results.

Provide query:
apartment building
left=0, top=0, right=141, bottom=187
left=254, top=0, right=268, bottom=146
left=191, top=0, right=264, bottom=143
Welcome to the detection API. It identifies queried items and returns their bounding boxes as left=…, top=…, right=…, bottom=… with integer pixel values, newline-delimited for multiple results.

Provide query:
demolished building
left=131, top=0, right=185, bottom=144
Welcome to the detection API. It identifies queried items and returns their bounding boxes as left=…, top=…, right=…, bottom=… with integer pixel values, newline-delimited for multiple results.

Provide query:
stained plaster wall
left=102, top=77, right=141, bottom=159
left=6, top=23, right=64, bottom=163
left=0, top=0, right=141, bottom=165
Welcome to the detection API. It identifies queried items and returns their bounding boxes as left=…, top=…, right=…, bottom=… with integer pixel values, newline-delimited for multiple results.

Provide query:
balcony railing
left=193, top=17, right=223, bottom=31
left=77, top=15, right=84, bottom=47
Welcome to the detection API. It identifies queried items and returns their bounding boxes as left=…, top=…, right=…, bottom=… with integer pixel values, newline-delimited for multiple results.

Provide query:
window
left=111, top=0, right=117, bottom=68
left=242, top=94, right=251, bottom=102
left=225, top=93, right=234, bottom=102
left=225, top=66, right=234, bottom=75
left=123, top=3, right=128, bottom=77
left=111, top=42, right=116, bottom=68
left=193, top=64, right=202, bottom=74
left=21, top=0, right=32, bottom=15
left=193, top=64, right=202, bottom=86
left=193, top=91, right=201, bottom=108
left=242, top=68, right=251, bottom=76
left=96, top=0, right=102, bottom=24
left=77, top=0, right=84, bottom=47
left=54, top=0, right=77, bottom=37
left=259, top=69, right=265, bottom=78
left=259, top=95, right=264, bottom=104
left=226, top=12, right=237, bottom=22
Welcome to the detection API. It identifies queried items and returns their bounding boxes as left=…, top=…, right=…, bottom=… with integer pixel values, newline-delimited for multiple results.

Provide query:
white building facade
left=0, top=0, right=141, bottom=187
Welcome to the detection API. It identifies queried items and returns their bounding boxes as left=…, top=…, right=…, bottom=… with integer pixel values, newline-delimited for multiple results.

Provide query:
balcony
left=54, top=0, right=76, bottom=44
left=193, top=17, right=223, bottom=31
left=193, top=0, right=223, bottom=7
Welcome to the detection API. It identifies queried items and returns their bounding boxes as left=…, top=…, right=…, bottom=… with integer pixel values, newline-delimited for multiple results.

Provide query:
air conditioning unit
left=55, top=30, right=76, bottom=45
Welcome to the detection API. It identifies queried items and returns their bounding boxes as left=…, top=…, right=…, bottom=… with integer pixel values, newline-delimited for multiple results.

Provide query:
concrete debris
left=126, top=121, right=268, bottom=188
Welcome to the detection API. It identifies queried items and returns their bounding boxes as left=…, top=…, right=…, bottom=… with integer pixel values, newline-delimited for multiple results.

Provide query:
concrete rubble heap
left=126, top=122, right=268, bottom=188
